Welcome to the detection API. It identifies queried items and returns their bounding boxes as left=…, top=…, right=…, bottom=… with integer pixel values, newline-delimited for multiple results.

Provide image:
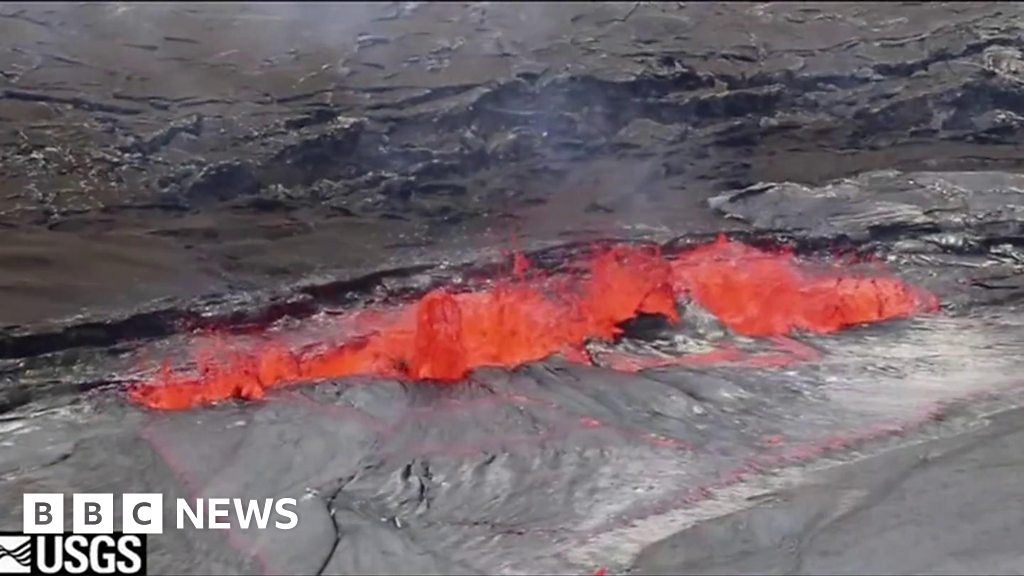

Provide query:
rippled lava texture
left=131, top=237, right=938, bottom=410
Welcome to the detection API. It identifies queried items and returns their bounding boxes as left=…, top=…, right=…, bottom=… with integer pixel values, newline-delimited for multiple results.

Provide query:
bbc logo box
left=23, top=493, right=163, bottom=535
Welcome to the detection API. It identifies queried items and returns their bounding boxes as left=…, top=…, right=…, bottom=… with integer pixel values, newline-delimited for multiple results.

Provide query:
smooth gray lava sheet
left=2, top=3, right=1024, bottom=575
left=632, top=403, right=1024, bottom=575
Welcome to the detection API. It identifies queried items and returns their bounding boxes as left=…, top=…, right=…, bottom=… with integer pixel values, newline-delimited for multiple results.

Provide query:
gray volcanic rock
left=632, top=405, right=1024, bottom=575
left=2, top=2, right=1024, bottom=327
left=2, top=4, right=1024, bottom=576
left=709, top=170, right=1024, bottom=245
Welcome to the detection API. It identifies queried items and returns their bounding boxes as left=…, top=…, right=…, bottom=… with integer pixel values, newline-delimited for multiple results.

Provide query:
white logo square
left=0, top=535, right=32, bottom=573
left=72, top=493, right=114, bottom=534
left=122, top=494, right=164, bottom=534
left=22, top=494, right=63, bottom=534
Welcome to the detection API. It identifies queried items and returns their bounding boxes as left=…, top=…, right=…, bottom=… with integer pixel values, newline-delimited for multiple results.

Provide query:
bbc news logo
left=3, top=493, right=300, bottom=575
left=23, top=494, right=299, bottom=534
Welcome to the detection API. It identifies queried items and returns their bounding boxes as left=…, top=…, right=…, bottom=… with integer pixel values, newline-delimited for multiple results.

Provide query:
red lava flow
left=129, top=236, right=939, bottom=410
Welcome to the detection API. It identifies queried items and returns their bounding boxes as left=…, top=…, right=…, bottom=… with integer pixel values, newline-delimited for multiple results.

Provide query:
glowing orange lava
left=129, top=236, right=939, bottom=410
left=669, top=238, right=938, bottom=335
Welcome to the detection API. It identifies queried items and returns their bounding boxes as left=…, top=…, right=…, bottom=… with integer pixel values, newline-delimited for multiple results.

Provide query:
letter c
left=133, top=502, right=152, bottom=526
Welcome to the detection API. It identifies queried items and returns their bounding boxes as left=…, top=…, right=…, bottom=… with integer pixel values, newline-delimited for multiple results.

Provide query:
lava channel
left=129, top=236, right=939, bottom=410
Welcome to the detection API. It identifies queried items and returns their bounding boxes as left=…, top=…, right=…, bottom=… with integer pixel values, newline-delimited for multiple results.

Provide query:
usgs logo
left=0, top=533, right=145, bottom=575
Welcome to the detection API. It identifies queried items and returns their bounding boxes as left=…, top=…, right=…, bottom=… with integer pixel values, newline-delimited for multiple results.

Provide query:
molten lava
left=669, top=239, right=937, bottom=335
left=129, top=236, right=939, bottom=410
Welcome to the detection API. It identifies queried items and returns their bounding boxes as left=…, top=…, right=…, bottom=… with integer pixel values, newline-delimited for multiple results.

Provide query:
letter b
left=73, top=493, right=113, bottom=534
left=37, top=502, right=51, bottom=524
left=23, top=493, right=64, bottom=534
left=86, top=502, right=101, bottom=525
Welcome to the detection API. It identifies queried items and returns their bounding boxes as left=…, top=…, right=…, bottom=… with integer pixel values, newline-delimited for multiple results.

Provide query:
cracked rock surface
left=3, top=2, right=1024, bottom=328
left=2, top=3, right=1024, bottom=575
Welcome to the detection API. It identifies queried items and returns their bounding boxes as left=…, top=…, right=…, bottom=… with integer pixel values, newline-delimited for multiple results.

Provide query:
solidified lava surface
left=3, top=4, right=1024, bottom=576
